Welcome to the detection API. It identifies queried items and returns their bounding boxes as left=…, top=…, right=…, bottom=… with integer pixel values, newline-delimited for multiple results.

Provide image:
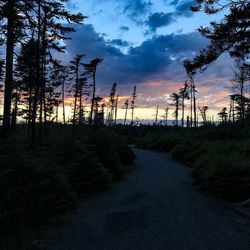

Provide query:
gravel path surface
left=41, top=148, right=250, bottom=250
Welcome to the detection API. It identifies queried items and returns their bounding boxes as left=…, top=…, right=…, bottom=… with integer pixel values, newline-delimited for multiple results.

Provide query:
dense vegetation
left=136, top=123, right=250, bottom=202
left=0, top=126, right=135, bottom=249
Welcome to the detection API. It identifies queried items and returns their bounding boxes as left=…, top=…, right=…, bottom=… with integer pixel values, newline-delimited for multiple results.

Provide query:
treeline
left=151, top=0, right=249, bottom=128
left=0, top=1, right=139, bottom=142
left=166, top=59, right=250, bottom=128
left=0, top=126, right=135, bottom=249
left=0, top=0, right=84, bottom=139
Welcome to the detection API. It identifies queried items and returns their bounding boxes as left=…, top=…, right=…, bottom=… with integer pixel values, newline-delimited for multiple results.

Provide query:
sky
left=51, top=1, right=240, bottom=122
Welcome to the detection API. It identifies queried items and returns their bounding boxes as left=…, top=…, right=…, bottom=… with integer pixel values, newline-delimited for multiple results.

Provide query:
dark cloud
left=146, top=1, right=194, bottom=31
left=146, top=12, right=174, bottom=32
left=120, top=25, right=130, bottom=32
left=169, top=0, right=180, bottom=6
left=123, top=0, right=153, bottom=23
left=64, top=24, right=209, bottom=93
left=176, top=1, right=194, bottom=17
left=109, top=39, right=130, bottom=47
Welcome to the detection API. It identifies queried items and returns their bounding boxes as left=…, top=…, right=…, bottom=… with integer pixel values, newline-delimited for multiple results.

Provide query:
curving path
left=41, top=148, right=250, bottom=250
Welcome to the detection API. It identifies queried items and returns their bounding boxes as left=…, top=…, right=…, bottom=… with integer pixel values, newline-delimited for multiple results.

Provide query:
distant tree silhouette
left=84, top=58, right=103, bottom=125
left=15, top=38, right=37, bottom=134
left=218, top=107, right=228, bottom=123
left=131, top=86, right=137, bottom=125
left=93, top=96, right=105, bottom=125
left=123, top=99, right=129, bottom=125
left=231, top=61, right=250, bottom=121
left=114, top=95, right=119, bottom=125
left=184, top=61, right=198, bottom=128
left=69, top=54, right=85, bottom=125
left=179, top=81, right=190, bottom=127
left=154, top=106, right=159, bottom=125
left=161, top=107, right=169, bottom=126
left=198, top=106, right=208, bottom=125
left=171, top=92, right=181, bottom=127
left=51, top=63, right=69, bottom=125
left=107, top=82, right=117, bottom=126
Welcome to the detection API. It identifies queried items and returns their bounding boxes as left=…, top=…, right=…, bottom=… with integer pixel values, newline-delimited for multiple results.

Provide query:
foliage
left=136, top=123, right=250, bottom=202
left=187, top=0, right=249, bottom=71
left=0, top=126, right=135, bottom=249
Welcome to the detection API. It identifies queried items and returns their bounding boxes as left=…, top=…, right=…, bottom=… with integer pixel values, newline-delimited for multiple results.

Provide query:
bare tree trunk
left=181, top=96, right=185, bottom=127
left=190, top=83, right=193, bottom=128
left=28, top=86, right=32, bottom=135
left=124, top=107, right=128, bottom=125
left=79, top=80, right=83, bottom=124
left=155, top=106, right=159, bottom=124
left=89, top=68, right=96, bottom=126
left=114, top=95, right=119, bottom=125
left=62, top=74, right=66, bottom=125
left=193, top=79, right=197, bottom=128
left=31, top=0, right=41, bottom=142
left=176, top=102, right=179, bottom=127
left=11, top=91, right=18, bottom=132
left=2, top=0, right=15, bottom=138
left=41, top=10, right=47, bottom=128
left=73, top=65, right=79, bottom=124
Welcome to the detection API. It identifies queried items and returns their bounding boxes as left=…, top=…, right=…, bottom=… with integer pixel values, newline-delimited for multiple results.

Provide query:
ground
left=39, top=148, right=250, bottom=250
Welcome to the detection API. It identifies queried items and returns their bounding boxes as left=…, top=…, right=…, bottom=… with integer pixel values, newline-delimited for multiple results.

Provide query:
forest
left=0, top=0, right=249, bottom=249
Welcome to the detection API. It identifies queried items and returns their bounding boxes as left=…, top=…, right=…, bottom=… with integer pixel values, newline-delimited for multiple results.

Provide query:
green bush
left=0, top=126, right=136, bottom=249
left=193, top=153, right=250, bottom=201
left=136, top=124, right=250, bottom=202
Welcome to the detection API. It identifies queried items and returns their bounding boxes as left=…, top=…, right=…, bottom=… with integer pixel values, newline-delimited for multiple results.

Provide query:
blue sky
left=59, top=0, right=234, bottom=120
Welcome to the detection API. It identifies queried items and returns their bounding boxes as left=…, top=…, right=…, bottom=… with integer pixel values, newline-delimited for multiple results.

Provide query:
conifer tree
left=171, top=92, right=181, bottom=126
left=179, top=81, right=190, bottom=127
left=69, top=54, right=85, bottom=124
left=123, top=99, right=129, bottom=125
left=187, top=1, right=249, bottom=71
left=131, top=86, right=137, bottom=125
left=84, top=58, right=103, bottom=125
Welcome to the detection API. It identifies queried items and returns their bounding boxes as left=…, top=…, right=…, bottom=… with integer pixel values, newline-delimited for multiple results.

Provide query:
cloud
left=176, top=1, right=194, bottom=17
left=60, top=23, right=234, bottom=117
left=65, top=24, right=209, bottom=87
left=123, top=0, right=153, bottom=22
left=146, top=1, right=194, bottom=32
left=146, top=12, right=174, bottom=32
left=108, top=39, right=131, bottom=47
left=120, top=25, right=130, bottom=32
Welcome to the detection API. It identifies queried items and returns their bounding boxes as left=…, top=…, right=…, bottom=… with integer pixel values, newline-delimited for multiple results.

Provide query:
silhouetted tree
left=188, top=1, right=249, bottom=71
left=199, top=106, right=208, bottom=125
left=114, top=95, right=119, bottom=125
left=231, top=61, right=250, bottom=120
left=93, top=96, right=104, bottom=125
left=69, top=54, right=84, bottom=124
left=179, top=81, right=190, bottom=127
left=218, top=107, right=228, bottom=123
left=154, top=106, right=159, bottom=125
left=15, top=38, right=37, bottom=133
left=161, top=107, right=169, bottom=126
left=131, top=86, right=137, bottom=125
left=123, top=99, right=129, bottom=125
left=171, top=92, right=181, bottom=127
left=107, top=82, right=117, bottom=125
left=184, top=61, right=198, bottom=128
left=84, top=58, right=103, bottom=125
